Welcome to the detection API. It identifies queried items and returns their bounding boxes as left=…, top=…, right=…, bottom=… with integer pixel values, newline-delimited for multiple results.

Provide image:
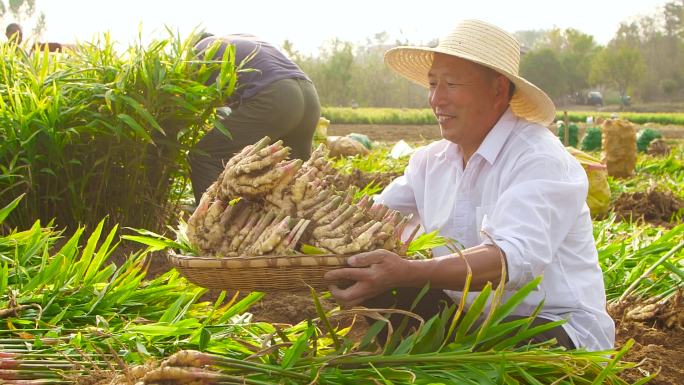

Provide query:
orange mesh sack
left=601, top=118, right=636, bottom=178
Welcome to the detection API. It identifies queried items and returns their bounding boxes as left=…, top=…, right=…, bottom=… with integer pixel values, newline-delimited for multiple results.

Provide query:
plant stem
left=619, top=240, right=684, bottom=302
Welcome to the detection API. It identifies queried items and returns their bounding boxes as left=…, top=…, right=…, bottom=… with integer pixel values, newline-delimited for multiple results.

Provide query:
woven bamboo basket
left=167, top=252, right=351, bottom=292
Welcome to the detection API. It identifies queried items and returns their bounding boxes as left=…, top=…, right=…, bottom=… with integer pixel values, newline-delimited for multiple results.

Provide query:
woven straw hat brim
left=384, top=46, right=556, bottom=126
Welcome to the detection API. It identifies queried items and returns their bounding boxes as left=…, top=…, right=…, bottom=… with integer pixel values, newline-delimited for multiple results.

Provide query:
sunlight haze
left=23, top=0, right=672, bottom=54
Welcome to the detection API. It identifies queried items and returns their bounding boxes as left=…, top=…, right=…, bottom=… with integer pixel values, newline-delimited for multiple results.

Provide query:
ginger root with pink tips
left=185, top=137, right=415, bottom=257
left=210, top=137, right=302, bottom=201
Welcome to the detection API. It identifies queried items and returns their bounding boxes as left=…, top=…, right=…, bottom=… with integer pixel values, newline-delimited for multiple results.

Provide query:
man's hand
left=324, top=244, right=504, bottom=308
left=324, top=249, right=412, bottom=308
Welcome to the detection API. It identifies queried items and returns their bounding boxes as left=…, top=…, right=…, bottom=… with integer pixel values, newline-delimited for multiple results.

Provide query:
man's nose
left=429, top=84, right=446, bottom=107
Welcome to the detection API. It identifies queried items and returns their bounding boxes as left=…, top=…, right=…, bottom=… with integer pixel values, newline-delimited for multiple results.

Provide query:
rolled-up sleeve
left=481, top=154, right=588, bottom=290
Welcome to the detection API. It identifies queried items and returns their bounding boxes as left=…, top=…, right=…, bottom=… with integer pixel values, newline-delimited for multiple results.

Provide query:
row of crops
left=1, top=33, right=682, bottom=384
left=321, top=107, right=684, bottom=126
left=0, top=32, right=237, bottom=232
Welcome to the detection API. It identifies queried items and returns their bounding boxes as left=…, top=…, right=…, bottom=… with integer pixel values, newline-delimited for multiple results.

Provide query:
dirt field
left=329, top=124, right=442, bottom=142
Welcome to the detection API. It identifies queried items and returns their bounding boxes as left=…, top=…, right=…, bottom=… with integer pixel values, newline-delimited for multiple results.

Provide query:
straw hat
left=385, top=20, right=556, bottom=126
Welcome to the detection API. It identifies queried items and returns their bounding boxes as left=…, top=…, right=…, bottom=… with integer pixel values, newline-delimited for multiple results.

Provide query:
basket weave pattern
left=168, top=252, right=351, bottom=291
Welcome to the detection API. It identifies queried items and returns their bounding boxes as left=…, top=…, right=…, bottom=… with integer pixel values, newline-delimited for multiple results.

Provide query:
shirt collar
left=433, top=107, right=519, bottom=165
left=473, top=107, right=518, bottom=165
left=434, top=139, right=461, bottom=161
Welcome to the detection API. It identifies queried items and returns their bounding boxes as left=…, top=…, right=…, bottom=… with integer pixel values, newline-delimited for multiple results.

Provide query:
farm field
left=1, top=34, right=683, bottom=384
left=4, top=127, right=682, bottom=384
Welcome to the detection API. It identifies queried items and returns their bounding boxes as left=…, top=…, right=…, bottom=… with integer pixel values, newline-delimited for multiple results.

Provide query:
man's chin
left=439, top=126, right=454, bottom=137
left=439, top=127, right=461, bottom=143
left=439, top=126, right=448, bottom=138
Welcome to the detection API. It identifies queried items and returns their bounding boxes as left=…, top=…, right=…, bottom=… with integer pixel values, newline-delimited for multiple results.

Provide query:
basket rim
left=167, top=250, right=352, bottom=269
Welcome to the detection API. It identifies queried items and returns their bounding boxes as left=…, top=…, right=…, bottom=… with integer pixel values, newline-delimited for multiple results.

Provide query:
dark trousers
left=188, top=78, right=320, bottom=203
left=363, top=288, right=575, bottom=349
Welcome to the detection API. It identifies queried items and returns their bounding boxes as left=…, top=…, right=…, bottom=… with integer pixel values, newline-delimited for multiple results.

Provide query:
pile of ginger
left=186, top=137, right=416, bottom=257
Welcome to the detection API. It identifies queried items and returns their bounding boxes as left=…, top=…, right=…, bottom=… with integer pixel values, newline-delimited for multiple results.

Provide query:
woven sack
left=567, top=147, right=611, bottom=217
left=601, top=119, right=636, bottom=178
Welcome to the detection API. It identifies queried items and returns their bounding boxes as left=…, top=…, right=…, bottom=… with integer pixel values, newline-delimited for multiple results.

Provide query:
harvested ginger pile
left=187, top=137, right=416, bottom=257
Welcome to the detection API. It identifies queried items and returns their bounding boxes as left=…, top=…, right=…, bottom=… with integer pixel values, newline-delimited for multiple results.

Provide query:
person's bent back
left=188, top=34, right=320, bottom=204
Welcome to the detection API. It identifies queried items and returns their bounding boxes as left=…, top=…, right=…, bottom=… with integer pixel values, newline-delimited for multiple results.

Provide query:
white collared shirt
left=378, top=108, right=615, bottom=351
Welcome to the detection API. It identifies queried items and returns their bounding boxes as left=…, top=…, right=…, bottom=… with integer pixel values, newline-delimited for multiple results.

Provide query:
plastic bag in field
left=567, top=147, right=611, bottom=217
left=390, top=140, right=414, bottom=159
left=347, top=133, right=373, bottom=150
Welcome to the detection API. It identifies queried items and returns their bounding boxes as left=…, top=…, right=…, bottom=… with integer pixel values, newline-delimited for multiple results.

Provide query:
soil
left=613, top=189, right=683, bottom=227
left=609, top=292, right=684, bottom=385
left=614, top=321, right=684, bottom=384
left=329, top=124, right=442, bottom=143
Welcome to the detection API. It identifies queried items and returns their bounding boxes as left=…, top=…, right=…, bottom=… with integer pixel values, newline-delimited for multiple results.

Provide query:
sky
left=10, top=0, right=672, bottom=55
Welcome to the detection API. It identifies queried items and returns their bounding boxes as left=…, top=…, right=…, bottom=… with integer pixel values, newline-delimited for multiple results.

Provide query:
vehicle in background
left=586, top=91, right=604, bottom=107
left=621, top=94, right=631, bottom=107
left=568, top=91, right=604, bottom=107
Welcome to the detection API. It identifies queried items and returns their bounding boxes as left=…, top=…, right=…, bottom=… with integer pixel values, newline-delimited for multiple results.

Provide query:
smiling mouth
left=436, top=115, right=456, bottom=124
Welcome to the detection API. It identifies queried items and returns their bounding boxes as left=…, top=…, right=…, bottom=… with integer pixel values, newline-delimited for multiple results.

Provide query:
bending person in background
left=325, top=20, right=614, bottom=351
left=189, top=34, right=320, bottom=203
left=5, top=23, right=22, bottom=43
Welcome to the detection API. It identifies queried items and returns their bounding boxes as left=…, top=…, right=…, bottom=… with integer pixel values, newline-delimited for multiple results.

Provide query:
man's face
left=428, top=53, right=503, bottom=149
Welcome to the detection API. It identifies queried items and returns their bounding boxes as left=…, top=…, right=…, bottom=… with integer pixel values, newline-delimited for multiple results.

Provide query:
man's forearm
left=404, top=244, right=506, bottom=291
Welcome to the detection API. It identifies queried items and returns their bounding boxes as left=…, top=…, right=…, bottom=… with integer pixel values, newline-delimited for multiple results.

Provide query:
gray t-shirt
left=195, top=34, right=310, bottom=103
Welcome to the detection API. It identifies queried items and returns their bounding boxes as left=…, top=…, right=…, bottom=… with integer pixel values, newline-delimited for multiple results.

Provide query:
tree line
left=284, top=0, right=683, bottom=109
left=4, top=0, right=682, bottom=109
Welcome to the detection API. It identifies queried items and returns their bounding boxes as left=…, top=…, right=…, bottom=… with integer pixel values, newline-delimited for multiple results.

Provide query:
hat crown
left=437, top=20, right=520, bottom=76
left=383, top=19, right=556, bottom=126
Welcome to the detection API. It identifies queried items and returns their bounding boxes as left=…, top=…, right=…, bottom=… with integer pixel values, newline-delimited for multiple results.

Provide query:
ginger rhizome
left=186, top=137, right=416, bottom=256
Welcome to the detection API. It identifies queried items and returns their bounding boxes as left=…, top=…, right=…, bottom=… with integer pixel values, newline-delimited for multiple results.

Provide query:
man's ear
left=494, top=75, right=513, bottom=108
left=495, top=75, right=510, bottom=97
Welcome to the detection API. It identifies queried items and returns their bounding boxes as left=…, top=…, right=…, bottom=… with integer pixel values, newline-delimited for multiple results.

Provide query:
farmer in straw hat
left=325, top=20, right=614, bottom=351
